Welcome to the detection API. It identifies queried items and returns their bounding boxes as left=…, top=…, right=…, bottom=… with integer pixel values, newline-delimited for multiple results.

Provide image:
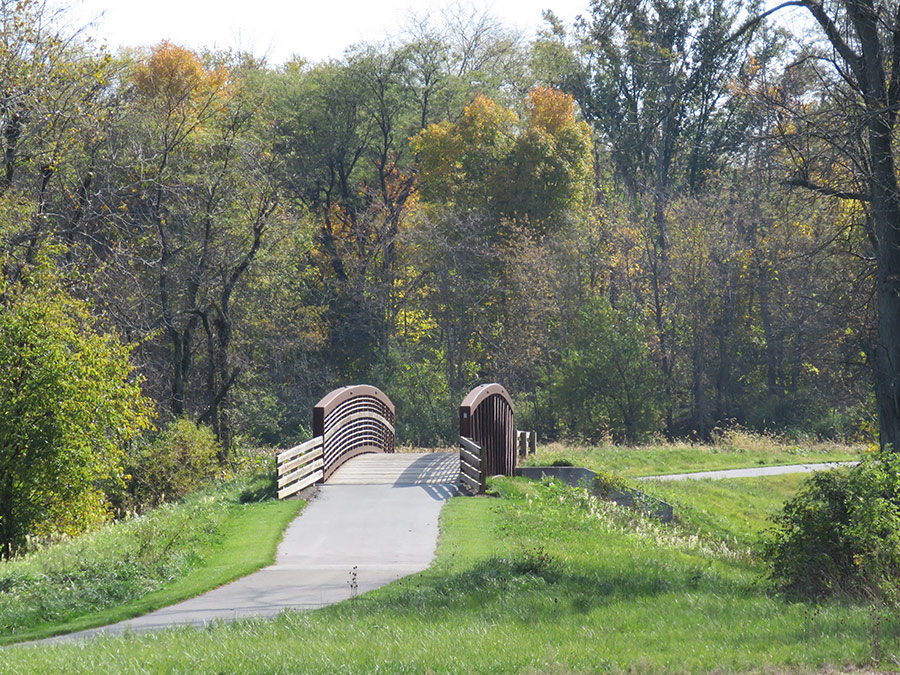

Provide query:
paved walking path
left=40, top=452, right=459, bottom=643
left=28, top=454, right=853, bottom=644
left=636, top=461, right=859, bottom=482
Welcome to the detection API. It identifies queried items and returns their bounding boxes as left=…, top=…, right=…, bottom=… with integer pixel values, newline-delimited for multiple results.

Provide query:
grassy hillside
left=525, top=430, right=861, bottom=477
left=5, top=474, right=894, bottom=672
left=641, top=473, right=810, bottom=548
left=0, top=473, right=303, bottom=644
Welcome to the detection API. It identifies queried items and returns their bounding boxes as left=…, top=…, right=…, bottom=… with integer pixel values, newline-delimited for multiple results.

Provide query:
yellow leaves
left=396, top=307, right=438, bottom=342
left=526, top=86, right=578, bottom=135
left=413, top=86, right=592, bottom=227
left=411, top=120, right=465, bottom=199
left=457, top=94, right=518, bottom=145
left=134, top=41, right=228, bottom=107
left=412, top=94, right=517, bottom=195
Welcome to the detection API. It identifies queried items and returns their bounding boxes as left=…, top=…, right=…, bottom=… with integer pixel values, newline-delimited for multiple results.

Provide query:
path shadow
left=389, top=483, right=460, bottom=501
left=393, top=453, right=459, bottom=487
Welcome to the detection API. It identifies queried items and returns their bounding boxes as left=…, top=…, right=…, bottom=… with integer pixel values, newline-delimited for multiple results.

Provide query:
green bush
left=0, top=281, right=153, bottom=556
left=127, top=419, right=222, bottom=508
left=762, top=450, right=900, bottom=601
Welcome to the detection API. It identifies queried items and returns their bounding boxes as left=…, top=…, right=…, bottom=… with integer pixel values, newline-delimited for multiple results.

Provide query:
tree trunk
left=758, top=267, right=779, bottom=402
left=852, top=0, right=900, bottom=451
left=871, top=136, right=900, bottom=449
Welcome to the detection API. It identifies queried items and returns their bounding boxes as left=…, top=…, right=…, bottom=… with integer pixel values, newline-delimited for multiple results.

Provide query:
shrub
left=127, top=419, right=222, bottom=508
left=762, top=449, right=900, bottom=602
left=0, top=283, right=153, bottom=557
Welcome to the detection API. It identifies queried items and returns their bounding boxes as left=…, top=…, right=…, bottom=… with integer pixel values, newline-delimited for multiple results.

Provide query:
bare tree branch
left=785, top=175, right=870, bottom=201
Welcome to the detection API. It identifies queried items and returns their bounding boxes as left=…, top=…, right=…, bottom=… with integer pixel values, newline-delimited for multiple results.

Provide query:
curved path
left=636, top=461, right=859, bottom=482
left=43, top=452, right=460, bottom=643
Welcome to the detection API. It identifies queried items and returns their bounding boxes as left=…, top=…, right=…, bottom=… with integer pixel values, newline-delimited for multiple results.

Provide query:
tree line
left=0, top=0, right=897, bottom=549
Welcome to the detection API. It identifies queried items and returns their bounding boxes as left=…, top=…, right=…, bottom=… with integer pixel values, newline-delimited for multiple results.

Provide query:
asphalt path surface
left=38, top=452, right=460, bottom=643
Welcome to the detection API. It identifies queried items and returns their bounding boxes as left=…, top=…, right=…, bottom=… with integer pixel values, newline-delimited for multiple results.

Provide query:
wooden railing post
left=275, top=436, right=325, bottom=499
left=459, top=436, right=485, bottom=495
left=516, top=429, right=537, bottom=460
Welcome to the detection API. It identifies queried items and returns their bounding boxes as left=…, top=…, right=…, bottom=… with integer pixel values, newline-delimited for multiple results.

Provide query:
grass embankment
left=642, top=473, right=809, bottom=548
left=0, top=473, right=303, bottom=644
left=526, top=429, right=861, bottom=477
left=6, top=476, right=896, bottom=672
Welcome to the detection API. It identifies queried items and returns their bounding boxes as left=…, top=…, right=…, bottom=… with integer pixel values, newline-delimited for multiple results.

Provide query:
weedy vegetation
left=0, top=472, right=302, bottom=644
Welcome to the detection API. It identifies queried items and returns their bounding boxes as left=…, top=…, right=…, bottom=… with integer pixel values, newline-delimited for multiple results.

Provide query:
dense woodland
left=1, top=0, right=900, bottom=549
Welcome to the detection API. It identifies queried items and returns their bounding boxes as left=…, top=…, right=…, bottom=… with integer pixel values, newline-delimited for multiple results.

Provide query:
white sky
left=67, top=0, right=593, bottom=65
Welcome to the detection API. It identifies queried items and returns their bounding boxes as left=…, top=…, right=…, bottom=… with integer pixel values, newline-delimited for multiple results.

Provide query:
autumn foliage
left=134, top=41, right=226, bottom=104
left=413, top=88, right=591, bottom=234
left=0, top=0, right=888, bottom=548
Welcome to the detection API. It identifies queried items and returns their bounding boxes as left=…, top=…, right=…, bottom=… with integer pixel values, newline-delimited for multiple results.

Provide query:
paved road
left=40, top=452, right=459, bottom=643
left=636, top=461, right=859, bottom=482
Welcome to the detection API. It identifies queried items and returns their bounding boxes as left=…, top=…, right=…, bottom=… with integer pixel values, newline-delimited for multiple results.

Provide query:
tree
left=413, top=88, right=592, bottom=234
left=0, top=273, right=152, bottom=556
left=765, top=0, right=900, bottom=451
left=564, top=0, right=774, bottom=431
left=123, top=41, right=229, bottom=420
left=0, top=0, right=116, bottom=285
left=271, top=55, right=407, bottom=376
left=97, top=45, right=280, bottom=455
left=553, top=297, right=663, bottom=441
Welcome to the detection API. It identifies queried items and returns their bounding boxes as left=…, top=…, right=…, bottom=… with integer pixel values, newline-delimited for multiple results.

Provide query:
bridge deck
left=326, top=451, right=459, bottom=485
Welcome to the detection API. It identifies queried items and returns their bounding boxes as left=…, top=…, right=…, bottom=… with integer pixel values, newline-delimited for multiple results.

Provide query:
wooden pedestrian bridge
left=276, top=384, right=536, bottom=499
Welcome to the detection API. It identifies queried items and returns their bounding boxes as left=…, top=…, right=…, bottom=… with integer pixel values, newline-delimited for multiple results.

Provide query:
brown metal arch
left=459, top=383, right=516, bottom=477
left=313, top=384, right=396, bottom=480
left=314, top=385, right=395, bottom=422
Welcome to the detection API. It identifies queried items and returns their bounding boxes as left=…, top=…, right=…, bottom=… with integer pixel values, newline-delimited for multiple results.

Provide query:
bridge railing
left=517, top=430, right=537, bottom=459
left=459, top=436, right=485, bottom=495
left=276, top=384, right=396, bottom=499
left=276, top=436, right=324, bottom=499
left=459, top=383, right=516, bottom=476
left=313, top=384, right=395, bottom=481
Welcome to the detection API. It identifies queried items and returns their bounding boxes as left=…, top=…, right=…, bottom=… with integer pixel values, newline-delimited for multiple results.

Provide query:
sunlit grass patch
left=640, top=473, right=810, bottom=549
left=527, top=432, right=861, bottom=477
left=4, top=476, right=895, bottom=672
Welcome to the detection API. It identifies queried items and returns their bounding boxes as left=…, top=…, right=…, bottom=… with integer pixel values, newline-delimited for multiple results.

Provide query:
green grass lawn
left=641, top=473, right=810, bottom=549
left=0, top=473, right=303, bottom=644
left=5, top=474, right=896, bottom=673
left=526, top=429, right=862, bottom=477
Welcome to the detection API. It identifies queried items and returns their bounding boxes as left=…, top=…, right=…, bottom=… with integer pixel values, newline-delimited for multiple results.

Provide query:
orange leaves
left=525, top=86, right=577, bottom=135
left=134, top=41, right=227, bottom=107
